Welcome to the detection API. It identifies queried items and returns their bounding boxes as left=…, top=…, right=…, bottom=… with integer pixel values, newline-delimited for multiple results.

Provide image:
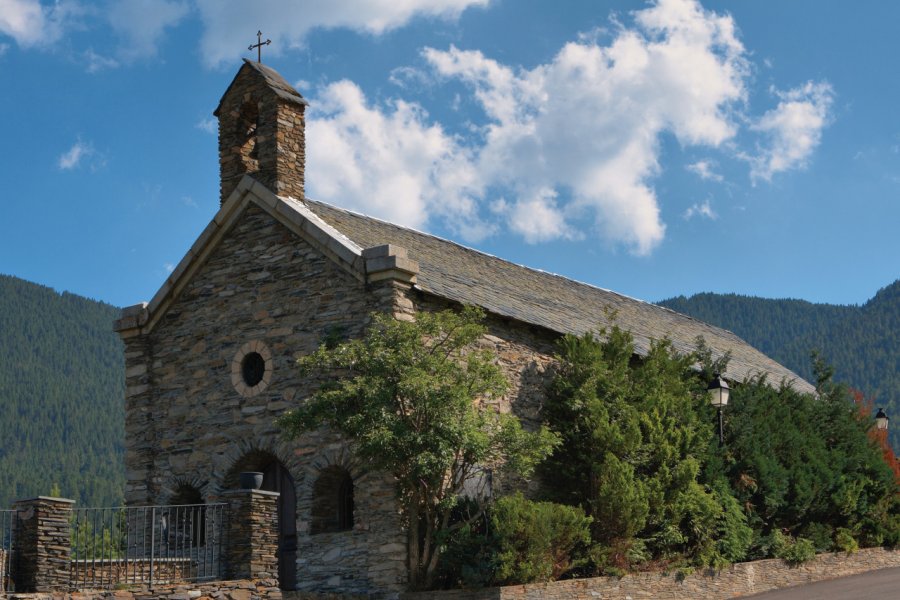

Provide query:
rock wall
left=3, top=578, right=281, bottom=599
left=11, top=496, right=74, bottom=592
left=402, top=547, right=900, bottom=600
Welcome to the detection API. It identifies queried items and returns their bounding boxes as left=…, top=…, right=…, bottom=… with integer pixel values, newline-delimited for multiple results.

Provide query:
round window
left=241, top=352, right=266, bottom=386
left=231, top=341, right=273, bottom=397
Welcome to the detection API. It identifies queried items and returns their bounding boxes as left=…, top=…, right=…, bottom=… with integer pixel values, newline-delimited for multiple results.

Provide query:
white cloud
left=58, top=140, right=92, bottom=170
left=195, top=117, right=216, bottom=134
left=306, top=79, right=489, bottom=240
left=0, top=0, right=71, bottom=47
left=498, top=188, right=576, bottom=243
left=299, top=0, right=828, bottom=252
left=0, top=42, right=9, bottom=55
left=164, top=262, right=175, bottom=273
left=750, top=81, right=833, bottom=182
left=418, top=0, right=748, bottom=254
left=84, top=48, right=119, bottom=73
left=389, top=66, right=432, bottom=89
left=686, top=159, right=723, bottom=182
left=194, top=0, right=489, bottom=68
left=683, top=199, right=716, bottom=220
left=107, top=0, right=189, bottom=60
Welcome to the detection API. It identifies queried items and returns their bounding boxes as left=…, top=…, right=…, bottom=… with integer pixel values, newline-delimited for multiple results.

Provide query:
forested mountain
left=659, top=279, right=900, bottom=451
left=0, top=274, right=124, bottom=508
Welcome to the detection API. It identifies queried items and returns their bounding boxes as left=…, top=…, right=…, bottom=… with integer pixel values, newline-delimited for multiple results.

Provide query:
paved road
left=744, top=567, right=900, bottom=599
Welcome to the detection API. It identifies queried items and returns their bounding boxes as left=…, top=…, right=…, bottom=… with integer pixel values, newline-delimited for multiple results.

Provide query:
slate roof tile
left=303, top=198, right=815, bottom=394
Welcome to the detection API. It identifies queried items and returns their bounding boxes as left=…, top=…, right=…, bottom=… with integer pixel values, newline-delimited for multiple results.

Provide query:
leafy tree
left=436, top=494, right=592, bottom=588
left=490, top=493, right=591, bottom=584
left=277, top=306, right=558, bottom=590
left=540, top=327, right=751, bottom=571
left=720, top=370, right=900, bottom=552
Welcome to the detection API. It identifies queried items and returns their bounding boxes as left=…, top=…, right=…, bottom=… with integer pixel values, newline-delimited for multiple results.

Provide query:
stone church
left=113, top=60, right=813, bottom=597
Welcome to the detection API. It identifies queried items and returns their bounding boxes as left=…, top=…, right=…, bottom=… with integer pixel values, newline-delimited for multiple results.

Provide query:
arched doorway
left=226, top=451, right=297, bottom=590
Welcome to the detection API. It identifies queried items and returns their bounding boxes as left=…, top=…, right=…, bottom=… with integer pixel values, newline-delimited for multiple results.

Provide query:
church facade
left=114, top=61, right=813, bottom=597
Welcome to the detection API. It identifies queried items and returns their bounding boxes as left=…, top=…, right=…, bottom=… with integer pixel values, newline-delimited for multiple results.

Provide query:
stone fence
left=1, top=491, right=280, bottom=596
left=1, top=578, right=280, bottom=599
left=403, top=546, right=900, bottom=600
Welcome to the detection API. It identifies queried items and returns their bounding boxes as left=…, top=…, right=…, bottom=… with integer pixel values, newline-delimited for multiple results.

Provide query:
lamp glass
left=875, top=408, right=889, bottom=430
left=708, top=376, right=730, bottom=408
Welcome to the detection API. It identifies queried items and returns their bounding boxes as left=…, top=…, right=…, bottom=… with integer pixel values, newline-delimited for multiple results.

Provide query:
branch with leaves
left=277, top=306, right=558, bottom=590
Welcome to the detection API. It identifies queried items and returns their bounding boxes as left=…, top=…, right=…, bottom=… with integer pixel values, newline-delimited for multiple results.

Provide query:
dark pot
left=239, top=471, right=264, bottom=490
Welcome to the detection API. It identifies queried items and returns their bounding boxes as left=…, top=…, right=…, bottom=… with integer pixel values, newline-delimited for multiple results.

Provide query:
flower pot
left=239, top=471, right=264, bottom=490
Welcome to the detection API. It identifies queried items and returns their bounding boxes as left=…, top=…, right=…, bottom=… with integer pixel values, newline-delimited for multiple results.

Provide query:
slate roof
left=213, top=59, right=308, bottom=117
left=302, top=198, right=816, bottom=393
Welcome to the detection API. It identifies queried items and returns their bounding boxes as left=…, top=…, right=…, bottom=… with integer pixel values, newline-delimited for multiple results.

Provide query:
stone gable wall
left=122, top=204, right=405, bottom=596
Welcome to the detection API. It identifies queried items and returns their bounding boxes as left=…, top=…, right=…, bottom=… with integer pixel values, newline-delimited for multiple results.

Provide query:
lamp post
left=708, top=374, right=730, bottom=444
left=875, top=408, right=889, bottom=431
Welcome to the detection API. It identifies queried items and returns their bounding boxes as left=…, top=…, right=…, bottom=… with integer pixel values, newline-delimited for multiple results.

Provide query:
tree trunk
left=407, top=502, right=422, bottom=590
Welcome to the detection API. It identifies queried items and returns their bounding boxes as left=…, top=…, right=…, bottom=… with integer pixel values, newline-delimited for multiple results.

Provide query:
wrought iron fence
left=69, top=503, right=227, bottom=590
left=0, top=509, right=14, bottom=593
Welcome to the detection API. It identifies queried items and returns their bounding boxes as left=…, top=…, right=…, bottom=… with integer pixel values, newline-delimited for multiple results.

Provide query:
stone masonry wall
left=225, top=490, right=279, bottom=581
left=402, top=547, right=900, bottom=600
left=2, top=578, right=280, bottom=600
left=11, top=496, right=74, bottom=592
left=122, top=204, right=406, bottom=596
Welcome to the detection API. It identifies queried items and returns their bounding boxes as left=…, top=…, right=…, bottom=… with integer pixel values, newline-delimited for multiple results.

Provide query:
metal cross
left=249, top=30, right=271, bottom=63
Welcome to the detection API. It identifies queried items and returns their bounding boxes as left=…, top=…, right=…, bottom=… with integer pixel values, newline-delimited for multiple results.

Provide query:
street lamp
left=708, top=374, right=730, bottom=444
left=875, top=408, right=889, bottom=431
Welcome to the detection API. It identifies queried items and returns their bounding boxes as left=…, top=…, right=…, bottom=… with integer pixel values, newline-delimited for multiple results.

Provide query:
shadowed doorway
left=262, top=460, right=297, bottom=591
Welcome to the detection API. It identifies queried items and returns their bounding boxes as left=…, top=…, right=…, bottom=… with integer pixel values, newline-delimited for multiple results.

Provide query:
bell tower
left=214, top=59, right=308, bottom=205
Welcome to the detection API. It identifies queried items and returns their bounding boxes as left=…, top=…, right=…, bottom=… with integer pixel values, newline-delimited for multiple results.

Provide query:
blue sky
left=1, top=0, right=898, bottom=309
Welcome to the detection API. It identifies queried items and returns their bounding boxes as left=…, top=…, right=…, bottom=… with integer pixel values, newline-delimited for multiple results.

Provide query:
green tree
left=491, top=493, right=592, bottom=584
left=722, top=368, right=900, bottom=552
left=541, top=327, right=751, bottom=570
left=277, top=306, right=558, bottom=590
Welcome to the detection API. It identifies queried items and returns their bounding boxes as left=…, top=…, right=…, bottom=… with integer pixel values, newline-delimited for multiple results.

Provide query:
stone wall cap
left=14, top=495, right=77, bottom=504
left=362, top=244, right=408, bottom=260
left=221, top=489, right=281, bottom=498
left=120, top=302, right=148, bottom=317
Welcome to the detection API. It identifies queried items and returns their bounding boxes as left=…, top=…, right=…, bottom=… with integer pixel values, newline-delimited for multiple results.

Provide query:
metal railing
left=69, top=503, right=227, bottom=590
left=0, top=509, right=14, bottom=593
